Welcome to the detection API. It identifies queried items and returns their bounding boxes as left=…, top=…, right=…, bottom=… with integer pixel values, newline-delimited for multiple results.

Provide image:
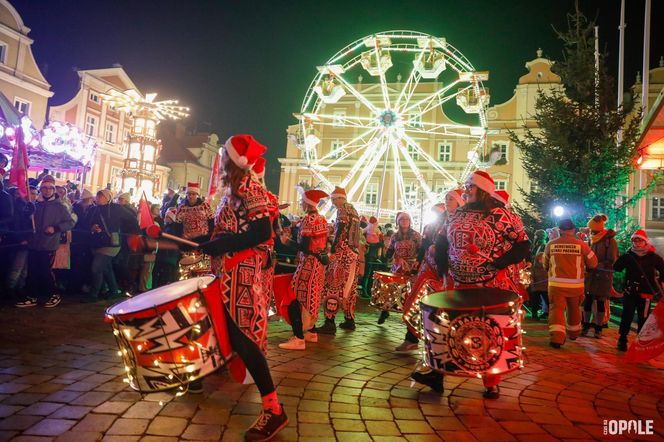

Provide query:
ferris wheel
left=296, top=30, right=491, bottom=219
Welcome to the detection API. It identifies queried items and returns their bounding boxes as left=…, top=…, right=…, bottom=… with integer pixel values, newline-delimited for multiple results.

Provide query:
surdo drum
left=370, top=271, right=411, bottom=312
left=178, top=251, right=211, bottom=279
left=419, top=289, right=524, bottom=378
left=105, top=276, right=230, bottom=392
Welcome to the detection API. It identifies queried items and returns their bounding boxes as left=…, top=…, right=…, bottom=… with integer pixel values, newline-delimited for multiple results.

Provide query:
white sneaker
left=278, top=336, right=305, bottom=350
left=394, top=341, right=419, bottom=354
left=304, top=332, right=318, bottom=343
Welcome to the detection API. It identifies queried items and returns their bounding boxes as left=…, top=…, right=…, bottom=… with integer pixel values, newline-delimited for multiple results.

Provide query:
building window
left=407, top=144, right=420, bottom=161
left=365, top=182, right=378, bottom=205
left=495, top=180, right=507, bottom=191
left=438, top=142, right=452, bottom=162
left=0, top=42, right=7, bottom=64
left=333, top=110, right=346, bottom=128
left=85, top=115, right=98, bottom=137
left=405, top=183, right=418, bottom=202
left=13, top=97, right=30, bottom=116
left=330, top=140, right=344, bottom=159
left=492, top=141, right=509, bottom=162
left=652, top=197, right=664, bottom=220
left=408, top=113, right=422, bottom=128
left=105, top=122, right=116, bottom=144
left=89, top=92, right=100, bottom=103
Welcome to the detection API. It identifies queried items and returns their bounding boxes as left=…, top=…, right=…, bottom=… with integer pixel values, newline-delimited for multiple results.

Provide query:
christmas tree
left=510, top=4, right=644, bottom=239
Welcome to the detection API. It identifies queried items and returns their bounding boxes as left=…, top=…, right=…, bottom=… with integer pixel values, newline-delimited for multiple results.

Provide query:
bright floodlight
left=553, top=205, right=565, bottom=217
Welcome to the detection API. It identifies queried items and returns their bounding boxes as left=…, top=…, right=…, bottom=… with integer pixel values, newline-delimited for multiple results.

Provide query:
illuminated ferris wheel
left=297, top=30, right=491, bottom=218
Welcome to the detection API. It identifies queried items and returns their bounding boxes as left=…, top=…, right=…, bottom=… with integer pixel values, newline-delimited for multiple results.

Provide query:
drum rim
left=420, top=290, right=520, bottom=311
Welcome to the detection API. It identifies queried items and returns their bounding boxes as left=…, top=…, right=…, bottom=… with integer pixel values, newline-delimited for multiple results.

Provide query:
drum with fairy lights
left=419, top=289, right=524, bottom=378
left=370, top=271, right=411, bottom=312
left=179, top=251, right=211, bottom=279
left=105, top=276, right=231, bottom=393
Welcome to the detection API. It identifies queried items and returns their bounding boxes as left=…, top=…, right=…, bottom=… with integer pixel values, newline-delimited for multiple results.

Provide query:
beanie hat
left=80, top=189, right=93, bottom=200
left=186, top=182, right=201, bottom=194
left=432, top=203, right=446, bottom=214
left=558, top=218, right=575, bottom=231
left=469, top=170, right=495, bottom=194
left=587, top=214, right=608, bottom=231
left=446, top=188, right=465, bottom=208
left=224, top=134, right=267, bottom=170
left=330, top=186, right=347, bottom=199
left=97, top=189, right=113, bottom=202
left=631, top=229, right=649, bottom=243
left=396, top=212, right=412, bottom=225
left=252, top=156, right=266, bottom=178
left=369, top=216, right=377, bottom=224
left=302, top=189, right=328, bottom=206
left=41, top=175, right=56, bottom=186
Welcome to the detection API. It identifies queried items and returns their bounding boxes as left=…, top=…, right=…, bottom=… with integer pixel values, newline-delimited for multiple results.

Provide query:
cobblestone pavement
left=0, top=298, right=663, bottom=442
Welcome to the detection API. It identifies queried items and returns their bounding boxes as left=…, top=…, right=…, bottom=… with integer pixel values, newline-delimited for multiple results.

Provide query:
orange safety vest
left=543, top=232, right=598, bottom=296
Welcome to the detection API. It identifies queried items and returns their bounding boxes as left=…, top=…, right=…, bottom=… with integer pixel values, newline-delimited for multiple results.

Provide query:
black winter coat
left=614, top=250, right=664, bottom=298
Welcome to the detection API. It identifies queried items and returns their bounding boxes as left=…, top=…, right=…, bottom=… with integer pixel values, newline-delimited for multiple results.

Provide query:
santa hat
left=493, top=190, right=510, bottom=206
left=252, top=156, right=266, bottom=179
left=224, top=134, right=266, bottom=170
left=369, top=216, right=378, bottom=224
left=41, top=175, right=56, bottom=187
left=587, top=214, right=608, bottom=231
left=80, top=189, right=93, bottom=200
left=432, top=203, right=446, bottom=214
left=631, top=230, right=649, bottom=243
left=396, top=212, right=412, bottom=224
left=446, top=188, right=465, bottom=207
left=186, top=182, right=200, bottom=194
left=469, top=170, right=495, bottom=194
left=302, top=189, right=328, bottom=206
left=330, top=186, right=347, bottom=199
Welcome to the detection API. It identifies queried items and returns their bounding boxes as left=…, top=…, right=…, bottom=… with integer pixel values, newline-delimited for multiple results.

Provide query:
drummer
left=412, top=171, right=530, bottom=399
left=378, top=211, right=421, bottom=325
left=279, top=188, right=329, bottom=350
left=199, top=134, right=287, bottom=441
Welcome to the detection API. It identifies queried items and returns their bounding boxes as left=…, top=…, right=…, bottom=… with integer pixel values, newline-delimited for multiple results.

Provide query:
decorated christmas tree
left=510, top=4, right=645, bottom=241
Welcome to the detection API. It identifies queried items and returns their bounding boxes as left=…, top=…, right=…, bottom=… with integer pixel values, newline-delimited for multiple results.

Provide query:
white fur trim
left=447, top=190, right=465, bottom=208
left=471, top=172, right=495, bottom=194
left=631, top=232, right=649, bottom=242
left=330, top=192, right=346, bottom=199
left=302, top=195, right=317, bottom=206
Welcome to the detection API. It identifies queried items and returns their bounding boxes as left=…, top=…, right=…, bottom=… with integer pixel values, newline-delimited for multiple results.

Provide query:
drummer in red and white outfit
left=199, top=135, right=287, bottom=441
left=175, top=182, right=214, bottom=242
left=279, top=189, right=329, bottom=350
left=377, top=211, right=421, bottom=325
left=412, top=171, right=530, bottom=399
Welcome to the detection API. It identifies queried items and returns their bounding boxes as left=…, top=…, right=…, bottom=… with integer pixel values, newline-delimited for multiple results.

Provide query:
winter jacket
left=9, top=195, right=34, bottom=244
left=530, top=252, right=548, bottom=292
left=0, top=184, right=13, bottom=238
left=614, top=250, right=664, bottom=298
left=28, top=195, right=75, bottom=252
left=83, top=203, right=140, bottom=255
left=543, top=231, right=598, bottom=297
left=585, top=230, right=618, bottom=299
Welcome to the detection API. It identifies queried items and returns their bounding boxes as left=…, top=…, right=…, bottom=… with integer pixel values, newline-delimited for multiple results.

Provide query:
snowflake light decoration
left=99, top=89, right=190, bottom=121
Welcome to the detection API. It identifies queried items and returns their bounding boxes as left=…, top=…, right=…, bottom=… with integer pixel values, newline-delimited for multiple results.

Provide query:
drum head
left=421, top=289, right=518, bottom=311
left=180, top=254, right=202, bottom=266
left=106, top=276, right=215, bottom=315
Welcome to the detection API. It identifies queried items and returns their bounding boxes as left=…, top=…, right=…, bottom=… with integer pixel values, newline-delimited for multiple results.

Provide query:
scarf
left=590, top=229, right=608, bottom=245
left=631, top=242, right=653, bottom=257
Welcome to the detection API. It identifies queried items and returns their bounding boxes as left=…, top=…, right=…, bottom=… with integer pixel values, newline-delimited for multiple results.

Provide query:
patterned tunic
left=176, top=200, right=213, bottom=240
left=323, top=202, right=361, bottom=319
left=388, top=229, right=422, bottom=275
left=292, top=210, right=328, bottom=330
left=210, top=175, right=271, bottom=350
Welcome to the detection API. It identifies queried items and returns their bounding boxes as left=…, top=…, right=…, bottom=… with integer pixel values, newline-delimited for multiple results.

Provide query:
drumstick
left=145, top=224, right=200, bottom=248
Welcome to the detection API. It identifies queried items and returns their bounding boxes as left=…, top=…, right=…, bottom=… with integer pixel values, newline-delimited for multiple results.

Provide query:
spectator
left=160, top=188, right=179, bottom=219
left=175, top=182, right=214, bottom=242
left=70, top=189, right=94, bottom=294
left=153, top=207, right=182, bottom=288
left=15, top=175, right=74, bottom=308
left=4, top=186, right=35, bottom=303
left=529, top=229, right=549, bottom=319
left=138, top=204, right=162, bottom=292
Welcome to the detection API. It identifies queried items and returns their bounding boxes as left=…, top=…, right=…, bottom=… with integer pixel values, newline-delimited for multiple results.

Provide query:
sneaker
left=394, top=340, right=418, bottom=354
left=617, top=337, right=628, bottom=352
left=244, top=406, right=288, bottom=441
left=377, top=311, right=390, bottom=324
left=580, top=325, right=590, bottom=337
left=410, top=369, right=444, bottom=393
left=44, top=295, right=61, bottom=308
left=594, top=327, right=603, bottom=339
left=15, top=297, right=37, bottom=308
left=304, top=332, right=318, bottom=343
left=312, top=319, right=336, bottom=335
left=339, top=318, right=356, bottom=330
left=278, top=336, right=305, bottom=350
left=188, top=379, right=204, bottom=394
left=482, top=386, right=500, bottom=399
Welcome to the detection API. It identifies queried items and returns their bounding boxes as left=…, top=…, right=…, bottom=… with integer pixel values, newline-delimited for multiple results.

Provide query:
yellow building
left=278, top=50, right=561, bottom=224
left=0, top=0, right=52, bottom=128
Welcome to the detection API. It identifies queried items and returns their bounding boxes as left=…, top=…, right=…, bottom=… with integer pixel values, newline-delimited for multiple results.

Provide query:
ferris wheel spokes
left=400, top=132, right=458, bottom=183
left=331, top=71, right=380, bottom=114
left=347, top=136, right=389, bottom=204
left=394, top=49, right=426, bottom=111
left=371, top=40, right=392, bottom=110
left=316, top=127, right=380, bottom=165
left=400, top=79, right=462, bottom=116
left=395, top=139, right=435, bottom=203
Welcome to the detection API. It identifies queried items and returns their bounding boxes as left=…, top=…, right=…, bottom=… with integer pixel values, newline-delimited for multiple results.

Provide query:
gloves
left=199, top=238, right=225, bottom=257
left=318, top=253, right=330, bottom=266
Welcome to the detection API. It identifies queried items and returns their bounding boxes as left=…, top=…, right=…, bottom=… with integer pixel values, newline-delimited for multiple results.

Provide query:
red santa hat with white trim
left=446, top=188, right=465, bottom=208
left=330, top=186, right=346, bottom=199
left=631, top=229, right=649, bottom=243
left=469, top=170, right=495, bottom=194
left=186, top=182, right=200, bottom=194
left=252, top=156, right=266, bottom=179
left=493, top=190, right=510, bottom=207
left=224, top=134, right=266, bottom=170
left=301, top=189, right=328, bottom=206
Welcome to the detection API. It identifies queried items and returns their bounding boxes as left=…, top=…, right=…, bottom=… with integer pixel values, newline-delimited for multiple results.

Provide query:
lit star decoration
left=99, top=89, right=190, bottom=121
left=41, top=121, right=98, bottom=166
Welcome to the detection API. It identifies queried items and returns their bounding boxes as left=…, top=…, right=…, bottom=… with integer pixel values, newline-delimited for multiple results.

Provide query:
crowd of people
left=1, top=143, right=661, bottom=440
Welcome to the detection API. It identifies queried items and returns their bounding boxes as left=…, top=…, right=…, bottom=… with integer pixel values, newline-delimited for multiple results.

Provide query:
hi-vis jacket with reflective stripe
left=543, top=231, right=598, bottom=297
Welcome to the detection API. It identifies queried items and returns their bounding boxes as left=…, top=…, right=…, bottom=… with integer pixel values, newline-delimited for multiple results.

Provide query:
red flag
left=9, top=126, right=29, bottom=200
left=625, top=301, right=664, bottom=363
left=137, top=192, right=155, bottom=230
left=207, top=151, right=220, bottom=197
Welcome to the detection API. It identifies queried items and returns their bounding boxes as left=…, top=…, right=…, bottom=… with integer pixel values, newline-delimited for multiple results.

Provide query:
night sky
left=12, top=0, right=664, bottom=192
